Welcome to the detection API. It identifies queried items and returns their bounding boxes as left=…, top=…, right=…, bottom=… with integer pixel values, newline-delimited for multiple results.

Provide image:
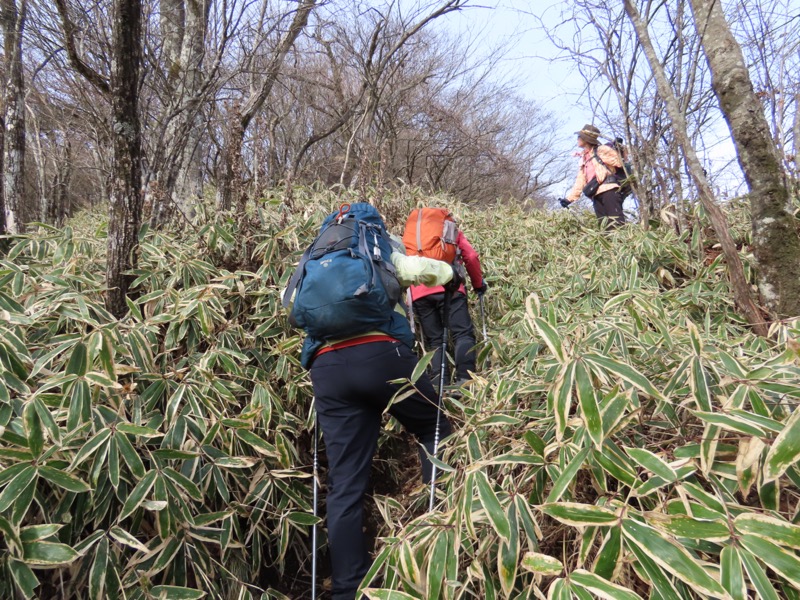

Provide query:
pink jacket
left=409, top=231, right=483, bottom=301
left=566, top=144, right=623, bottom=203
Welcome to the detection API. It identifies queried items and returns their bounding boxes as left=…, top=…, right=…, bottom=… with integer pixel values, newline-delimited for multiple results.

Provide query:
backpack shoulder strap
left=593, top=147, right=622, bottom=182
left=595, top=146, right=626, bottom=171
left=593, top=147, right=608, bottom=169
left=388, top=233, right=405, bottom=256
left=364, top=222, right=403, bottom=305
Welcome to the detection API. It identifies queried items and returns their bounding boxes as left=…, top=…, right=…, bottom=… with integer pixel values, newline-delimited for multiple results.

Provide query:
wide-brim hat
left=575, top=124, right=601, bottom=145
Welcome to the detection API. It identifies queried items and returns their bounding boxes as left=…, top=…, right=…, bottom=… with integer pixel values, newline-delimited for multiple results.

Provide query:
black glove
left=444, top=264, right=462, bottom=293
left=559, top=198, right=571, bottom=209
left=475, top=279, right=488, bottom=295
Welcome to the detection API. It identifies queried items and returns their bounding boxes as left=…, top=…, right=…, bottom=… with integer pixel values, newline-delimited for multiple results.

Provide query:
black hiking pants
left=309, top=340, right=452, bottom=600
left=413, top=291, right=477, bottom=384
left=592, top=188, right=625, bottom=227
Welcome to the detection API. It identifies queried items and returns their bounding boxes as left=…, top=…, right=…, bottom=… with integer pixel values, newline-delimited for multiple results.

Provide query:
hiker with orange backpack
left=283, top=203, right=459, bottom=600
left=403, top=208, right=487, bottom=388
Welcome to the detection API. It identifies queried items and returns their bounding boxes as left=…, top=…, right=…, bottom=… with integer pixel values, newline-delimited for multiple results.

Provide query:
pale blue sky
left=442, top=2, right=593, bottom=133
left=431, top=0, right=747, bottom=199
left=435, top=1, right=627, bottom=196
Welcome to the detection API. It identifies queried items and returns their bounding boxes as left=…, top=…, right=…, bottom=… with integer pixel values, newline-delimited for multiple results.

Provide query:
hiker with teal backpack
left=283, top=203, right=458, bottom=600
left=558, top=124, right=631, bottom=227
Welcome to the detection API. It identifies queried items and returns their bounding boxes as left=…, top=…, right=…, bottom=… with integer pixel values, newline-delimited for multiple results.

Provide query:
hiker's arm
left=390, top=252, right=454, bottom=287
left=565, top=165, right=586, bottom=203
left=457, top=232, right=483, bottom=289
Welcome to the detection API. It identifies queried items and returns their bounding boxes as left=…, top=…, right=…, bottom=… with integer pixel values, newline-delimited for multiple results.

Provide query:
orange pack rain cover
left=402, top=208, right=458, bottom=263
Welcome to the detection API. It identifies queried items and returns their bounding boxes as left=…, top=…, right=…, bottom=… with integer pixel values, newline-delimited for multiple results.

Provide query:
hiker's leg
left=376, top=342, right=454, bottom=483
left=448, top=292, right=477, bottom=381
left=311, top=353, right=382, bottom=600
left=412, top=293, right=447, bottom=383
left=339, top=341, right=453, bottom=484
left=591, top=197, right=605, bottom=221
left=596, top=189, right=625, bottom=227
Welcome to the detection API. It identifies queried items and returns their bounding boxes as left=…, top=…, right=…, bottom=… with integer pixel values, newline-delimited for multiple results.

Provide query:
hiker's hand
left=559, top=198, right=570, bottom=209
left=444, top=264, right=462, bottom=293
left=475, top=280, right=488, bottom=295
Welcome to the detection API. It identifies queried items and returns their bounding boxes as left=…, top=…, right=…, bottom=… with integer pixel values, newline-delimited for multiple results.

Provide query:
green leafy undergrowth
left=361, top=203, right=800, bottom=599
left=1, top=191, right=799, bottom=600
left=0, top=193, right=337, bottom=599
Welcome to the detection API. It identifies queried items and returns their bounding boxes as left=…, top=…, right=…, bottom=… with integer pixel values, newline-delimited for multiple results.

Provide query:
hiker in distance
left=283, top=203, right=458, bottom=600
left=403, top=207, right=487, bottom=388
left=559, top=123, right=626, bottom=227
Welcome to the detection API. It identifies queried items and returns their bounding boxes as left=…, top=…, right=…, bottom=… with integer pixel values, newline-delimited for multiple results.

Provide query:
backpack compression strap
left=355, top=221, right=398, bottom=294
left=415, top=209, right=424, bottom=254
left=282, top=245, right=312, bottom=310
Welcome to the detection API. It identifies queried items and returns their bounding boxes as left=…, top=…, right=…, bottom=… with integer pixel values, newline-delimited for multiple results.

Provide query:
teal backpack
left=283, top=203, right=402, bottom=342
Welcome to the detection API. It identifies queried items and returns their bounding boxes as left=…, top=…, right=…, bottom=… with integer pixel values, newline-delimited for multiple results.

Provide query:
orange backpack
left=402, top=208, right=458, bottom=263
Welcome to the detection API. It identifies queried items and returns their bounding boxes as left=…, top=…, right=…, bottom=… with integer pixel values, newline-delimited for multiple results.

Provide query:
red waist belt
left=315, top=334, right=398, bottom=358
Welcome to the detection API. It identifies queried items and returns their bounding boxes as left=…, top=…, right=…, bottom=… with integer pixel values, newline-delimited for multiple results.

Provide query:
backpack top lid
left=286, top=200, right=405, bottom=345
left=321, top=202, right=386, bottom=230
left=402, top=207, right=458, bottom=263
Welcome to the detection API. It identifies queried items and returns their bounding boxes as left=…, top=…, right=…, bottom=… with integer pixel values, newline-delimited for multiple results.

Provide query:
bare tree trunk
left=624, top=0, right=768, bottom=337
left=160, top=0, right=185, bottom=66
left=217, top=0, right=316, bottom=211
left=792, top=91, right=800, bottom=180
left=1, top=0, right=28, bottom=233
left=53, top=142, right=72, bottom=226
left=27, top=106, right=51, bottom=225
left=217, top=104, right=244, bottom=214
left=794, top=91, right=800, bottom=191
left=107, top=0, right=143, bottom=318
left=688, top=0, right=800, bottom=319
left=173, top=127, right=205, bottom=211
left=0, top=115, right=5, bottom=239
left=150, top=0, right=211, bottom=224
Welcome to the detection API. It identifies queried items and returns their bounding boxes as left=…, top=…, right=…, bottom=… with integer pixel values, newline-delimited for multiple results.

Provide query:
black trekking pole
left=311, top=413, right=319, bottom=600
left=429, top=288, right=453, bottom=512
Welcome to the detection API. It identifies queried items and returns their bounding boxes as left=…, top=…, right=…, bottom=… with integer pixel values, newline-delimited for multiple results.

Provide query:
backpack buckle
left=372, top=231, right=382, bottom=261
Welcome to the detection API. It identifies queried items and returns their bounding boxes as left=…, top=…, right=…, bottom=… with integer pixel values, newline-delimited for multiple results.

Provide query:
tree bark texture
left=793, top=90, right=800, bottom=194
left=107, top=0, right=144, bottom=318
left=0, top=115, right=5, bottom=238
left=688, top=0, right=800, bottom=319
left=42, top=142, right=72, bottom=227
left=1, top=0, right=29, bottom=233
left=149, top=0, right=211, bottom=225
left=217, top=0, right=316, bottom=211
left=624, top=0, right=768, bottom=337
left=794, top=91, right=800, bottom=189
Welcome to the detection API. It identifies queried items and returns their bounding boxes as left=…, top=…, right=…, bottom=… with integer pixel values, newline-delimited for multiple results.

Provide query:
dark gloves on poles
left=444, top=264, right=462, bottom=293
left=559, top=198, right=571, bottom=209
left=475, top=280, right=488, bottom=295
